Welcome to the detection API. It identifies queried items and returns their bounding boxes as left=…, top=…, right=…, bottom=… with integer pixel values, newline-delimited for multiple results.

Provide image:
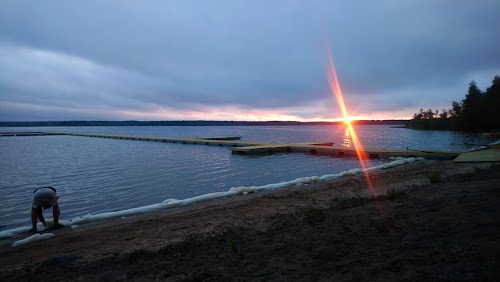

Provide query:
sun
left=342, top=117, right=353, bottom=124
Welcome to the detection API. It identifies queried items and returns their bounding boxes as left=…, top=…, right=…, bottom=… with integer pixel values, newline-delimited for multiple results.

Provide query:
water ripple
left=1, top=125, right=497, bottom=230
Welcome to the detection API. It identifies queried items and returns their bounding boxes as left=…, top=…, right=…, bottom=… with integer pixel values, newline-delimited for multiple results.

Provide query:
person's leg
left=53, top=205, right=62, bottom=227
left=30, top=208, right=38, bottom=232
left=37, top=206, right=46, bottom=226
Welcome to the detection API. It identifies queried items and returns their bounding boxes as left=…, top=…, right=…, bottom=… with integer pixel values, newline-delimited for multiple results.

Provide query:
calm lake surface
left=0, top=125, right=496, bottom=231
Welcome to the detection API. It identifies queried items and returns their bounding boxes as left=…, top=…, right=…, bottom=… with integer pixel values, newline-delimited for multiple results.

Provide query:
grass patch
left=228, top=240, right=238, bottom=253
left=331, top=196, right=372, bottom=210
left=427, top=171, right=442, bottom=183
left=128, top=248, right=149, bottom=263
left=386, top=189, right=407, bottom=199
left=303, top=207, right=327, bottom=223
left=336, top=197, right=347, bottom=210
left=473, top=166, right=483, bottom=174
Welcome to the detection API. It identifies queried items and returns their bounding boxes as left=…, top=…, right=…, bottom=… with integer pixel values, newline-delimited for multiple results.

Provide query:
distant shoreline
left=0, top=120, right=408, bottom=127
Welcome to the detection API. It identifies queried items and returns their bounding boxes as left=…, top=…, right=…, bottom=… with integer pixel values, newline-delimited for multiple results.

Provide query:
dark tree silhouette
left=462, top=81, right=485, bottom=130
left=483, top=76, right=500, bottom=129
left=407, top=75, right=500, bottom=131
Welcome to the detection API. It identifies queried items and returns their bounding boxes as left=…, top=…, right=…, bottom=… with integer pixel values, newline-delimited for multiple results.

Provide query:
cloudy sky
left=0, top=0, right=499, bottom=121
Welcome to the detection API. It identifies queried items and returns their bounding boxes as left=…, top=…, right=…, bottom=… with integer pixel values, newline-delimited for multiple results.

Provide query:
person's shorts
left=32, top=188, right=59, bottom=209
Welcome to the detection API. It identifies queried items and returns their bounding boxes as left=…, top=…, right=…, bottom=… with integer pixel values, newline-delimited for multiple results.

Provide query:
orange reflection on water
left=341, top=127, right=352, bottom=148
left=326, top=45, right=383, bottom=218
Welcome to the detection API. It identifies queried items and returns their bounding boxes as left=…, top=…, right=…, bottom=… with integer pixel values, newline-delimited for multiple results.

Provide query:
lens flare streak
left=326, top=45, right=384, bottom=217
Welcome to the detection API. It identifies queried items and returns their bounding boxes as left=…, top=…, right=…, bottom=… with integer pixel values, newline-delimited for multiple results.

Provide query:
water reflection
left=341, top=126, right=352, bottom=148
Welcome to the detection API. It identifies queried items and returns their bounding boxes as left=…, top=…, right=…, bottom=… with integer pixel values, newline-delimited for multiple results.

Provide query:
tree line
left=406, top=75, right=500, bottom=131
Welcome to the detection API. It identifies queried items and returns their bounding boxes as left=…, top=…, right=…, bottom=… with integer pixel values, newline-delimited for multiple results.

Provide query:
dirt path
left=1, top=160, right=499, bottom=281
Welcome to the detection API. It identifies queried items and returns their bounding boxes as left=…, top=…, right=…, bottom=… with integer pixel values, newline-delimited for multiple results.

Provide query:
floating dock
left=0, top=132, right=64, bottom=137
left=61, top=132, right=267, bottom=147
left=453, top=146, right=500, bottom=162
left=231, top=143, right=461, bottom=160
left=0, top=131, right=466, bottom=160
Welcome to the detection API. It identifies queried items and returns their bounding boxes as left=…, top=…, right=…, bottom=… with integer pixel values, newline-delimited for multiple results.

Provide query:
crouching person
left=30, top=187, right=64, bottom=233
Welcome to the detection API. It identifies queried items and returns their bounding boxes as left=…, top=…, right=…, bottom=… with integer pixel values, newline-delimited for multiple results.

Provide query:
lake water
left=0, top=125, right=496, bottom=232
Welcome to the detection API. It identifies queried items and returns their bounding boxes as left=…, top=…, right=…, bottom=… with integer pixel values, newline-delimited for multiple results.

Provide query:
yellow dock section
left=1, top=131, right=466, bottom=160
left=454, top=147, right=500, bottom=162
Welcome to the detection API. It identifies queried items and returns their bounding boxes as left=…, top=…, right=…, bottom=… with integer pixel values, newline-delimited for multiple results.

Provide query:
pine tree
left=461, top=81, right=485, bottom=130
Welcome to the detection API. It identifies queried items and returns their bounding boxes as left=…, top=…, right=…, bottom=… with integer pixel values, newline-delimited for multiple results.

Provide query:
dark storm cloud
left=0, top=0, right=498, bottom=121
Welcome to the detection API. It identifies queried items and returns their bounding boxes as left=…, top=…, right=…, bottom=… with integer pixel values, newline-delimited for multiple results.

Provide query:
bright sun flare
left=327, top=43, right=385, bottom=221
left=343, top=117, right=353, bottom=124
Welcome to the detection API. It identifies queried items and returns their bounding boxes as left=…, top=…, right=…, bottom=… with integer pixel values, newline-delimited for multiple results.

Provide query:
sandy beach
left=1, top=159, right=499, bottom=281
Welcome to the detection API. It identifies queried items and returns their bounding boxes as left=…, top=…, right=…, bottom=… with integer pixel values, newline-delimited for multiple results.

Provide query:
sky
left=0, top=0, right=499, bottom=122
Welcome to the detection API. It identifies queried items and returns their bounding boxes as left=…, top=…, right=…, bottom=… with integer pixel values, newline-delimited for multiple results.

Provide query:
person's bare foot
left=29, top=228, right=37, bottom=233
left=53, top=223, right=64, bottom=229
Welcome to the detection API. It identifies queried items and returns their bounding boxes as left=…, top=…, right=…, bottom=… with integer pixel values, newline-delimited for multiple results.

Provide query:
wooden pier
left=0, top=131, right=471, bottom=160
left=231, top=143, right=461, bottom=160
left=0, top=132, right=63, bottom=137
left=60, top=132, right=267, bottom=147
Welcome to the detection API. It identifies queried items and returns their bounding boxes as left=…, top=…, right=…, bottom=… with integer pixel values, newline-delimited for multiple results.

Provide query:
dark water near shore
left=0, top=125, right=496, bottom=231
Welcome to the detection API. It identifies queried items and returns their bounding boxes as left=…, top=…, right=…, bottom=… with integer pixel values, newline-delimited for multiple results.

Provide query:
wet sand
left=1, top=160, right=499, bottom=281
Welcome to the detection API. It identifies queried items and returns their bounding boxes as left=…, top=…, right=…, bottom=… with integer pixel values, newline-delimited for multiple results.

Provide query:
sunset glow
left=342, top=117, right=353, bottom=124
left=326, top=45, right=383, bottom=217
